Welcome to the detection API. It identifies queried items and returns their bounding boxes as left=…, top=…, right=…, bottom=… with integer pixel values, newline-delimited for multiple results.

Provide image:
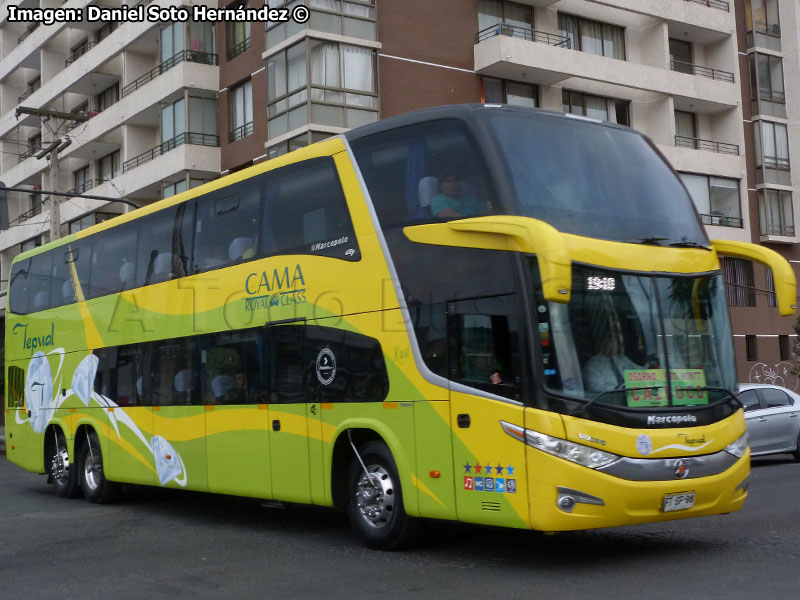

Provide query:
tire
left=79, top=431, right=121, bottom=504
left=48, top=429, right=80, bottom=498
left=793, top=432, right=800, bottom=463
left=346, top=441, right=418, bottom=550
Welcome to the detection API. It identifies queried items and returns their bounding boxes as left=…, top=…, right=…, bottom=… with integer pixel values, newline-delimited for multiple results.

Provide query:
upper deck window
left=350, top=119, right=498, bottom=228
left=485, top=110, right=708, bottom=246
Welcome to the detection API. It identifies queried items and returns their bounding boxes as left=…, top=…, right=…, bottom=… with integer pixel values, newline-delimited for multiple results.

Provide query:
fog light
left=558, top=496, right=576, bottom=512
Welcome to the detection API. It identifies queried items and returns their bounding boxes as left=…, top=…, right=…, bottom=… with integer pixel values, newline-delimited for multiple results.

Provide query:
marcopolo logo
left=244, top=264, right=306, bottom=312
left=646, top=414, right=698, bottom=425
left=13, top=322, right=55, bottom=354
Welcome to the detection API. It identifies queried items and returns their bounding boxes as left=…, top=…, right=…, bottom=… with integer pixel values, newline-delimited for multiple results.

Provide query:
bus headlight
left=724, top=431, right=749, bottom=458
left=524, top=430, right=619, bottom=469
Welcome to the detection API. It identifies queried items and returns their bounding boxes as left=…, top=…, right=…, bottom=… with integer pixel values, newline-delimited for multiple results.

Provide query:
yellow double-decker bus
left=5, top=105, right=794, bottom=549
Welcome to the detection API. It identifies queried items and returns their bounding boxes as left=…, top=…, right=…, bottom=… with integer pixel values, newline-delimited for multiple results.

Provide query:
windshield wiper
left=628, top=236, right=669, bottom=245
left=667, top=241, right=712, bottom=250
left=571, top=386, right=667, bottom=418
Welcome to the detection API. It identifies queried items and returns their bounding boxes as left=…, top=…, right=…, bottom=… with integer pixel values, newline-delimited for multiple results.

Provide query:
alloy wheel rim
left=355, top=465, right=395, bottom=528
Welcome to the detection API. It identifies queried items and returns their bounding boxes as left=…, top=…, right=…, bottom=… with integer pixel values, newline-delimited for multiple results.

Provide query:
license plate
left=662, top=492, right=695, bottom=512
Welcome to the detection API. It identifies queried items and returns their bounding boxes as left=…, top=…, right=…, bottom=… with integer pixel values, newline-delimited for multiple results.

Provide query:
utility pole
left=49, top=148, right=60, bottom=242
left=16, top=106, right=87, bottom=242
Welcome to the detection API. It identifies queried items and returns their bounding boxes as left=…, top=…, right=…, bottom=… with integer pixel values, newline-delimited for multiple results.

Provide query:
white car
left=737, top=384, right=800, bottom=461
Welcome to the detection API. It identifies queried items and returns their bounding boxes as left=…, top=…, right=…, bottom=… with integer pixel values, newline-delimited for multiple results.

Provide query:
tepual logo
left=13, top=322, right=55, bottom=354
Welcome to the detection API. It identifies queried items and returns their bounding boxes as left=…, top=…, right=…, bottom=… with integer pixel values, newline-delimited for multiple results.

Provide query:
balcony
left=684, top=0, right=729, bottom=11
left=475, top=34, right=737, bottom=112
left=700, top=213, right=742, bottom=228
left=19, top=143, right=42, bottom=161
left=122, top=50, right=219, bottom=98
left=66, top=41, right=95, bottom=67
left=670, top=59, right=733, bottom=83
left=18, top=80, right=41, bottom=103
left=67, top=179, right=95, bottom=195
left=227, top=37, right=252, bottom=61
left=122, top=132, right=220, bottom=173
left=229, top=121, right=254, bottom=143
left=675, top=135, right=739, bottom=155
left=476, top=23, right=570, bottom=48
left=18, top=23, right=40, bottom=44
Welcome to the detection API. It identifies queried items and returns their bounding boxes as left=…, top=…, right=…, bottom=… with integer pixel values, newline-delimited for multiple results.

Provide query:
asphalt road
left=1, top=453, right=798, bottom=600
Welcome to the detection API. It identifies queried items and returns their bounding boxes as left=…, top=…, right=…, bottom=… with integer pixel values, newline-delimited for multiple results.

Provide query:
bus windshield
left=535, top=262, right=736, bottom=409
left=486, top=110, right=709, bottom=247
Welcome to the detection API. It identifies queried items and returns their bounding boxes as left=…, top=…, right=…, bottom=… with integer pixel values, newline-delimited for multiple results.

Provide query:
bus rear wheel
left=48, top=429, right=79, bottom=498
left=346, top=441, right=418, bottom=550
left=79, top=432, right=121, bottom=504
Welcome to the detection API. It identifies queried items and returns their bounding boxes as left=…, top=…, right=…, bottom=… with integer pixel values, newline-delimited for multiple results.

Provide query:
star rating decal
left=460, top=459, right=517, bottom=494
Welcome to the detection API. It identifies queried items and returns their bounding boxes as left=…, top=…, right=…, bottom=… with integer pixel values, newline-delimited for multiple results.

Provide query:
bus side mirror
left=403, top=216, right=572, bottom=303
left=711, top=239, right=797, bottom=316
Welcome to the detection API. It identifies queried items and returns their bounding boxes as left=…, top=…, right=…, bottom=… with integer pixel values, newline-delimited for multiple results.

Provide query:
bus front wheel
left=346, top=441, right=418, bottom=550
left=48, top=429, right=80, bottom=498
left=78, top=432, right=121, bottom=504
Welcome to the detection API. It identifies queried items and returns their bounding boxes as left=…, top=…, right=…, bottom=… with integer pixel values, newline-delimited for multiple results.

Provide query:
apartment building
left=0, top=0, right=797, bottom=385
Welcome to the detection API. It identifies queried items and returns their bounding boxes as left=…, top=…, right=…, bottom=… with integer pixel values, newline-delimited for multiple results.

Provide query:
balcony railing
left=670, top=59, right=733, bottom=83
left=763, top=223, right=794, bottom=236
left=229, top=121, right=254, bottom=143
left=122, top=132, right=220, bottom=173
left=227, top=37, right=252, bottom=61
left=762, top=156, right=791, bottom=170
left=18, top=80, right=41, bottom=103
left=66, top=41, right=95, bottom=67
left=476, top=23, right=571, bottom=48
left=19, top=143, right=42, bottom=161
left=121, top=50, right=219, bottom=98
left=13, top=203, right=43, bottom=225
left=675, top=135, right=739, bottom=155
left=684, top=0, right=729, bottom=12
left=18, top=23, right=40, bottom=43
left=67, top=180, right=95, bottom=195
left=700, top=213, right=743, bottom=228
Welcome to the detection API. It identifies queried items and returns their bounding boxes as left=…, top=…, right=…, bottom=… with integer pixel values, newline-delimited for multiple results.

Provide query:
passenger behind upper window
left=430, top=167, right=481, bottom=219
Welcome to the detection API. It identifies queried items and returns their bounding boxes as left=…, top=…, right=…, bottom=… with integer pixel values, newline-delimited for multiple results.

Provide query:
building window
left=754, top=120, right=791, bottom=185
left=96, top=83, right=119, bottom=112
left=72, top=166, right=91, bottom=194
left=161, top=22, right=184, bottom=63
left=746, top=0, right=781, bottom=37
left=98, top=150, right=121, bottom=182
left=478, top=0, right=533, bottom=38
left=745, top=335, right=758, bottom=361
left=679, top=173, right=742, bottom=227
left=779, top=334, right=790, bottom=361
left=482, top=77, right=537, bottom=107
left=163, top=178, right=207, bottom=199
left=227, top=1, right=251, bottom=59
left=161, top=98, right=185, bottom=145
left=669, top=38, right=693, bottom=74
left=722, top=258, right=756, bottom=307
left=267, top=40, right=377, bottom=140
left=267, top=131, right=330, bottom=160
left=188, top=20, right=214, bottom=54
left=96, top=22, right=117, bottom=42
left=674, top=110, right=697, bottom=147
left=749, top=53, right=785, bottom=118
left=759, top=189, right=794, bottom=236
left=266, top=0, right=376, bottom=46
left=68, top=212, right=113, bottom=235
left=20, top=235, right=43, bottom=253
left=562, top=90, right=629, bottom=126
left=558, top=14, right=625, bottom=60
left=230, top=79, right=254, bottom=142
left=766, top=268, right=777, bottom=307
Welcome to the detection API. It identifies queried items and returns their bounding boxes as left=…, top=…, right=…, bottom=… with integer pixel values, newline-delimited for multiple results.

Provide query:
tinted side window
left=264, top=158, right=360, bottom=261
left=9, top=260, right=30, bottom=314
left=268, top=324, right=305, bottom=404
left=351, top=119, right=497, bottom=227
left=194, top=180, right=260, bottom=273
left=50, top=244, right=88, bottom=307
left=93, top=347, right=118, bottom=400
left=116, top=345, right=142, bottom=406
left=137, top=203, right=194, bottom=286
left=761, top=387, right=792, bottom=408
left=28, top=252, right=53, bottom=312
left=199, top=329, right=267, bottom=404
left=88, top=227, right=138, bottom=299
left=142, top=338, right=197, bottom=406
left=738, top=389, right=761, bottom=411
